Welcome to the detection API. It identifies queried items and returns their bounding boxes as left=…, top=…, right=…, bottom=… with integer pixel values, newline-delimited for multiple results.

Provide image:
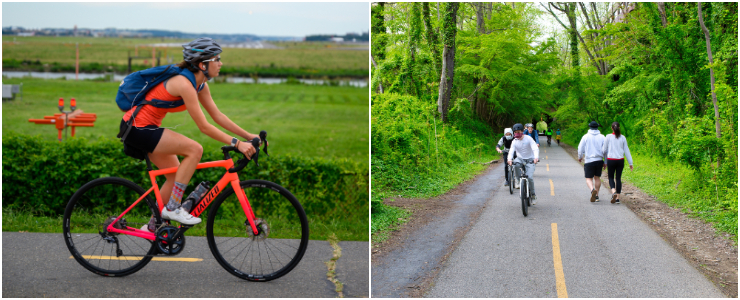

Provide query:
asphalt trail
left=2, top=232, right=368, bottom=297
left=426, top=141, right=724, bottom=297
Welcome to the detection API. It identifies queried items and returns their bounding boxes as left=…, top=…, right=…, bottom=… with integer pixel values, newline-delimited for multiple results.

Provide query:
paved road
left=2, top=232, right=368, bottom=297
left=426, top=142, right=725, bottom=297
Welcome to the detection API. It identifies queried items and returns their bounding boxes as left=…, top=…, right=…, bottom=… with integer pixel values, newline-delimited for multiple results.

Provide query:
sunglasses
left=202, top=56, right=221, bottom=63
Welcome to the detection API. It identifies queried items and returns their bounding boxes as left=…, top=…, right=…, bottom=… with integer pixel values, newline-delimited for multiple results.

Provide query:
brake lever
left=259, top=130, right=268, bottom=157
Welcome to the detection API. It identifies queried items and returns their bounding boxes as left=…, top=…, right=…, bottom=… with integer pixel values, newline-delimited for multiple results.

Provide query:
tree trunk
left=475, top=2, right=487, bottom=34
left=566, top=3, right=579, bottom=68
left=657, top=2, right=668, bottom=27
left=697, top=2, right=721, bottom=167
left=423, top=2, right=441, bottom=77
left=438, top=2, right=459, bottom=123
left=371, top=55, right=383, bottom=94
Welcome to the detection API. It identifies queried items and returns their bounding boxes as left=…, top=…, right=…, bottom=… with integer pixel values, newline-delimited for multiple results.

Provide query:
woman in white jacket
left=602, top=122, right=633, bottom=204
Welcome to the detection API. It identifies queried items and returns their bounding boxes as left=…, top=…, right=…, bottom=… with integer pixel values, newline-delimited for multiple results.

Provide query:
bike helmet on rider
left=182, top=38, right=222, bottom=80
left=525, top=123, right=534, bottom=128
left=513, top=123, right=524, bottom=132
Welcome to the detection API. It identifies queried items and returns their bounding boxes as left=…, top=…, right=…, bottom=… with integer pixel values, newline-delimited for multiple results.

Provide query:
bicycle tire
left=508, top=167, right=514, bottom=195
left=63, top=177, right=159, bottom=277
left=521, top=178, right=528, bottom=216
left=207, top=180, right=309, bottom=281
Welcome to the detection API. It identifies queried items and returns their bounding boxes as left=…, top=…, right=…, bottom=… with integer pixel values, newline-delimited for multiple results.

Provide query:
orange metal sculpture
left=28, top=98, right=97, bottom=141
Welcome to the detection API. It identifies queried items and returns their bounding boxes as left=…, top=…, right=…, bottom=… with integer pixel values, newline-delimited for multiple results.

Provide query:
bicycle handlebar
left=221, top=130, right=269, bottom=173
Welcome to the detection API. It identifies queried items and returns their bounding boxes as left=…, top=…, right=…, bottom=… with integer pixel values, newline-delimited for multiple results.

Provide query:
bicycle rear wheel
left=520, top=178, right=528, bottom=217
left=63, top=177, right=159, bottom=277
left=207, top=180, right=309, bottom=281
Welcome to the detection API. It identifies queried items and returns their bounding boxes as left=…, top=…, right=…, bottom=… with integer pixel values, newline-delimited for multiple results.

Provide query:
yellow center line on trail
left=546, top=156, right=548, bottom=160
left=551, top=223, right=568, bottom=298
left=547, top=164, right=550, bottom=172
left=71, top=255, right=203, bottom=262
left=550, top=179, right=554, bottom=196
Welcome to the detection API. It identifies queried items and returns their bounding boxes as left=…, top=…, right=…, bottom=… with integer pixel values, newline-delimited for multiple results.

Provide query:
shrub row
left=371, top=93, right=496, bottom=203
left=2, top=132, right=368, bottom=224
left=2, top=58, right=368, bottom=79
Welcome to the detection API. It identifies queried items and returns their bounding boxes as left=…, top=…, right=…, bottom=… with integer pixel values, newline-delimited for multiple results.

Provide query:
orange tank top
left=122, top=81, right=187, bottom=127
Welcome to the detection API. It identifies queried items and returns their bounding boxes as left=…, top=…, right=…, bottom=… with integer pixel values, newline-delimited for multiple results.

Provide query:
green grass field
left=2, top=36, right=368, bottom=73
left=2, top=77, right=369, bottom=165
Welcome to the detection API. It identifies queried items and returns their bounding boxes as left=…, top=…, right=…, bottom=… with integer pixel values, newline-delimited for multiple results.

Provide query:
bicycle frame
left=106, top=157, right=259, bottom=240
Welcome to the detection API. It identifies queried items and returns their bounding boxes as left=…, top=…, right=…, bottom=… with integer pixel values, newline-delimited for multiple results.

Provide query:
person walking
left=496, top=128, right=515, bottom=186
left=602, top=122, right=633, bottom=204
left=577, top=121, right=606, bottom=202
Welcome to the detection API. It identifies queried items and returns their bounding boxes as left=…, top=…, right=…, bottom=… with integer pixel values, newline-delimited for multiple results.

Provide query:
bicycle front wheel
left=207, top=180, right=309, bottom=281
left=508, top=168, right=514, bottom=195
left=520, top=179, right=528, bottom=217
left=63, top=177, right=159, bottom=277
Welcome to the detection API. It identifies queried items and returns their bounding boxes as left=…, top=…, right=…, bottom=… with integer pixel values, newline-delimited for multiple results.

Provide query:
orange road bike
left=63, top=131, right=309, bottom=281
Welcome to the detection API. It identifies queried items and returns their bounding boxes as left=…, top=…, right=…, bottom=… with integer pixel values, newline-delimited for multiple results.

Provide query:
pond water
left=2, top=71, right=368, bottom=88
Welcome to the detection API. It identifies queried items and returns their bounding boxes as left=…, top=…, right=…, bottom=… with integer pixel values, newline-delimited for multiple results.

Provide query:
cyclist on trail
left=508, top=123, right=540, bottom=204
left=577, top=121, right=606, bottom=202
left=546, top=128, right=553, bottom=145
left=118, top=38, right=259, bottom=231
left=496, top=128, right=514, bottom=186
left=524, top=123, right=540, bottom=147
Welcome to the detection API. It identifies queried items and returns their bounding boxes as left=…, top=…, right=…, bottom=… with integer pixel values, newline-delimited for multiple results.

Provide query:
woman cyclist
left=119, top=38, right=259, bottom=230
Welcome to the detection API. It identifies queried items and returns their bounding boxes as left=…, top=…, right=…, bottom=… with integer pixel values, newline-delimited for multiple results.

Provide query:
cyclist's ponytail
left=611, top=122, right=621, bottom=138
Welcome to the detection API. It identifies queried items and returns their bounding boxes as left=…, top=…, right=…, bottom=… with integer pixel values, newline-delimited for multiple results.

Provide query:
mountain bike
left=513, top=159, right=535, bottom=217
left=547, top=136, right=552, bottom=147
left=62, top=131, right=309, bottom=281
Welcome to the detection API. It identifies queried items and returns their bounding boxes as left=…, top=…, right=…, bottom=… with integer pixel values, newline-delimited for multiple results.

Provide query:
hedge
left=1, top=132, right=368, bottom=224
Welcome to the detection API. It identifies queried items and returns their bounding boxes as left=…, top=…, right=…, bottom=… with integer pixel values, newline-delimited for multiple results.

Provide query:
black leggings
left=607, top=159, right=625, bottom=193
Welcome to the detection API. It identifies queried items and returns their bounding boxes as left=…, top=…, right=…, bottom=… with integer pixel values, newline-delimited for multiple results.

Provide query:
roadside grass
left=370, top=93, right=498, bottom=245
left=620, top=151, right=737, bottom=243
left=1, top=77, right=368, bottom=165
left=2, top=36, right=367, bottom=74
left=2, top=207, right=365, bottom=241
left=370, top=199, right=411, bottom=244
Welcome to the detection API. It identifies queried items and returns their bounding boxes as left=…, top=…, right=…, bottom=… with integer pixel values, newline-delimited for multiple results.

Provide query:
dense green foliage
left=2, top=36, right=368, bottom=78
left=371, top=3, right=557, bottom=242
left=1, top=133, right=368, bottom=241
left=1, top=78, right=368, bottom=165
left=372, top=2, right=737, bottom=242
left=552, top=2, right=737, bottom=239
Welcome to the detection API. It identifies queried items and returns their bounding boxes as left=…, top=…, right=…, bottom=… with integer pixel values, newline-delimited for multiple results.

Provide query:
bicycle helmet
left=182, top=37, right=222, bottom=80
left=525, top=123, right=534, bottom=128
left=512, top=123, right=524, bottom=132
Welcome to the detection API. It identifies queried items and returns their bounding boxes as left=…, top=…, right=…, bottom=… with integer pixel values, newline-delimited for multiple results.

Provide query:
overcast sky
left=2, top=2, right=369, bottom=37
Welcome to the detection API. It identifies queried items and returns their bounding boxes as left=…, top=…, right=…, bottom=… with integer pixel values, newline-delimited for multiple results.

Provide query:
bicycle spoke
left=64, top=177, right=157, bottom=276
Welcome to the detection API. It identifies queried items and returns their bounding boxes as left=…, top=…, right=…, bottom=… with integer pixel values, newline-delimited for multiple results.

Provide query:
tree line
left=372, top=2, right=737, bottom=231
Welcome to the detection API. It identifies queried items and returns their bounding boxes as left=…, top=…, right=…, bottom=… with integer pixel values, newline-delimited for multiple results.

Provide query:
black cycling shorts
left=119, top=119, right=164, bottom=154
left=583, top=161, right=603, bottom=178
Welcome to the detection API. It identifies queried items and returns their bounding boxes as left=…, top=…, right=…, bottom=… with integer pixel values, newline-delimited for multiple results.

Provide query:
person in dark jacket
left=524, top=123, right=539, bottom=147
left=496, top=128, right=515, bottom=186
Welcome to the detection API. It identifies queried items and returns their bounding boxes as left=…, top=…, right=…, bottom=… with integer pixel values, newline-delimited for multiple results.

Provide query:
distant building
left=330, top=37, right=344, bottom=42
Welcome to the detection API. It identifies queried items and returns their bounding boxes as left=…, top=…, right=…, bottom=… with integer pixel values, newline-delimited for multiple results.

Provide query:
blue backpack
left=115, top=64, right=202, bottom=112
left=116, top=64, right=203, bottom=143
